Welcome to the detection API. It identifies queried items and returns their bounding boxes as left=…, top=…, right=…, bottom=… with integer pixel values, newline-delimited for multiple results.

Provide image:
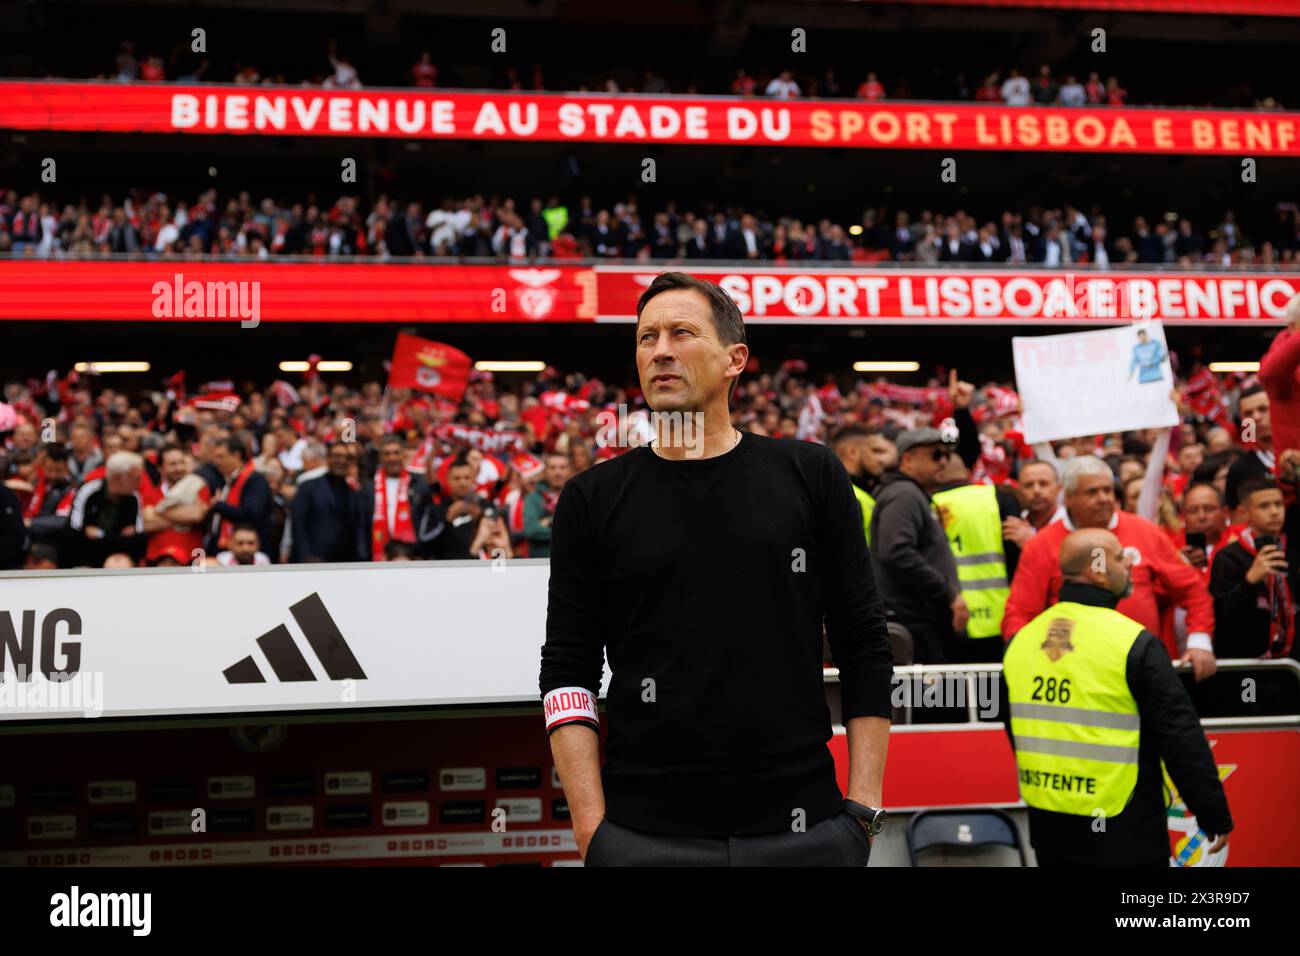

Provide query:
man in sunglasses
left=868, top=427, right=966, bottom=663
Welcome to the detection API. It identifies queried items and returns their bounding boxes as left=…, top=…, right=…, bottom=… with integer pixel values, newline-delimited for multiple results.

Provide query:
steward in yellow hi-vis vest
left=1005, top=600, right=1142, bottom=817
left=830, top=423, right=890, bottom=549
left=1001, top=528, right=1234, bottom=867
left=933, top=483, right=1008, bottom=640
left=853, top=484, right=875, bottom=546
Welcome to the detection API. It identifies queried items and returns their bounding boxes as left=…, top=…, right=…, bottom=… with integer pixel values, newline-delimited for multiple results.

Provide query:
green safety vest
left=1003, top=601, right=1143, bottom=817
left=541, top=205, right=568, bottom=241
left=853, top=485, right=875, bottom=547
left=932, top=483, right=1008, bottom=638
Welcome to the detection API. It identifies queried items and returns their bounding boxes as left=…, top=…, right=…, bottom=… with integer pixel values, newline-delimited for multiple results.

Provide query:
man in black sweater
left=540, top=272, right=894, bottom=866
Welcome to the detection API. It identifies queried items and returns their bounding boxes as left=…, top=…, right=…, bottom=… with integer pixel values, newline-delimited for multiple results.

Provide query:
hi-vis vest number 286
left=1003, top=601, right=1143, bottom=817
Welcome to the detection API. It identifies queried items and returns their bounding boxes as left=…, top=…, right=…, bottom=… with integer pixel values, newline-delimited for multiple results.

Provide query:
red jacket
left=1259, top=325, right=1300, bottom=463
left=1002, top=510, right=1215, bottom=659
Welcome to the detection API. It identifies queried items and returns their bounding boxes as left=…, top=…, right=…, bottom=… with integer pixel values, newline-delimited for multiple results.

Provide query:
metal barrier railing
left=823, top=658, right=1300, bottom=730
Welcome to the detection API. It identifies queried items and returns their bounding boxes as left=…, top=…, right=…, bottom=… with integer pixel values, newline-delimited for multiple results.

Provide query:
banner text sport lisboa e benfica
left=1, top=262, right=1297, bottom=325
left=3, top=82, right=1300, bottom=156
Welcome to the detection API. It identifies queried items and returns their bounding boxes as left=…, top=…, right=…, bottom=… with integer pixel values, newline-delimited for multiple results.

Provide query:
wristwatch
left=842, top=798, right=888, bottom=836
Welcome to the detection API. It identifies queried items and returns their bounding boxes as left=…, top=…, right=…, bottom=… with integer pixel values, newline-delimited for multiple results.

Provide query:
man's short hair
left=161, top=443, right=186, bottom=459
left=105, top=450, right=144, bottom=478
left=829, top=423, right=880, bottom=450
left=384, top=540, right=415, bottom=560
left=1239, top=384, right=1267, bottom=402
left=1238, top=476, right=1280, bottom=504
left=636, top=271, right=746, bottom=403
left=1193, top=452, right=1232, bottom=484
left=1061, top=454, right=1114, bottom=496
left=1018, top=458, right=1060, bottom=482
left=42, top=445, right=69, bottom=463
left=216, top=436, right=247, bottom=460
left=1183, top=481, right=1224, bottom=506
left=232, top=522, right=260, bottom=538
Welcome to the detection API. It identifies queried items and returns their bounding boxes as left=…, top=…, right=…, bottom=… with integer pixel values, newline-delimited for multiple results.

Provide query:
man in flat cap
left=868, top=427, right=965, bottom=663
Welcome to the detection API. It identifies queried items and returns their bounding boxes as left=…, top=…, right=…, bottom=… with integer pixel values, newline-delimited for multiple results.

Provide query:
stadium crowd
left=54, top=39, right=1284, bottom=112
left=3, top=187, right=1298, bottom=269
left=4, top=294, right=1300, bottom=672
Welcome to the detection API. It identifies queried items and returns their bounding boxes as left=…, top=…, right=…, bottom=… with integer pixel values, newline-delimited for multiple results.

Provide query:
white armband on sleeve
left=543, top=686, right=599, bottom=733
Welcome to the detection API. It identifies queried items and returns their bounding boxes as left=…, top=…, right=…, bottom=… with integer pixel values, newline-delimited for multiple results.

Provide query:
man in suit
left=207, top=437, right=272, bottom=557
left=290, top=441, right=371, bottom=562
left=685, top=218, right=715, bottom=259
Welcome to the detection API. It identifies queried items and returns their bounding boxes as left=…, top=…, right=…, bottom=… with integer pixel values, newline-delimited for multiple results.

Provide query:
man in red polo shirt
left=1003, top=455, right=1217, bottom=679
left=1258, top=294, right=1300, bottom=501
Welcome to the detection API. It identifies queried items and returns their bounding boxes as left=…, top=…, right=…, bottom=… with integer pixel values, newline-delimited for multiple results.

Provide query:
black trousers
left=944, top=631, right=1007, bottom=664
left=895, top=616, right=953, bottom=664
left=584, top=811, right=872, bottom=867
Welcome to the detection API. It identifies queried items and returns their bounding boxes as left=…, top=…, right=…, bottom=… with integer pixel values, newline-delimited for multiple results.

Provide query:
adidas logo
left=224, top=593, right=367, bottom=684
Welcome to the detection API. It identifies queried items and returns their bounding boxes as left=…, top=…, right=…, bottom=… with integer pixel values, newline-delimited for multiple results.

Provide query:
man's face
left=1117, top=460, right=1144, bottom=485
left=70, top=426, right=93, bottom=453
left=902, top=444, right=948, bottom=490
left=862, top=435, right=897, bottom=476
left=1019, top=462, right=1060, bottom=515
left=446, top=465, right=475, bottom=498
left=544, top=455, right=573, bottom=488
left=380, top=442, right=405, bottom=476
left=1066, top=472, right=1117, bottom=528
left=636, top=289, right=740, bottom=414
left=1246, top=488, right=1286, bottom=536
left=1101, top=540, right=1134, bottom=599
left=230, top=530, right=260, bottom=563
left=161, top=449, right=191, bottom=485
left=211, top=445, right=236, bottom=476
left=327, top=446, right=352, bottom=477
left=1177, top=444, right=1205, bottom=474
left=1206, top=428, right=1232, bottom=453
left=1239, top=392, right=1272, bottom=443
left=107, top=467, right=142, bottom=497
left=13, top=423, right=36, bottom=450
left=1183, top=486, right=1226, bottom=536
left=44, top=458, right=68, bottom=483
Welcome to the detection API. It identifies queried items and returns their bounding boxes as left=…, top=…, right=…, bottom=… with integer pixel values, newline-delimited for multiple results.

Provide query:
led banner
left=3, top=261, right=1297, bottom=325
left=3, top=81, right=1299, bottom=156
left=596, top=266, right=1300, bottom=325
left=0, top=261, right=595, bottom=323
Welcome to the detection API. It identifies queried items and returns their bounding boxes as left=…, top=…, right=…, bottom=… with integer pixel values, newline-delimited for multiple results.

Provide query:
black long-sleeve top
left=1008, top=582, right=1233, bottom=864
left=539, top=431, right=895, bottom=837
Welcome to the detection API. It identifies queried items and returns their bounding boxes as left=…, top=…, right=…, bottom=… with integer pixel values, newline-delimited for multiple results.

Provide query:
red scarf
left=22, top=467, right=45, bottom=519
left=216, top=461, right=256, bottom=550
left=372, top=469, right=415, bottom=559
left=1239, top=528, right=1295, bottom=659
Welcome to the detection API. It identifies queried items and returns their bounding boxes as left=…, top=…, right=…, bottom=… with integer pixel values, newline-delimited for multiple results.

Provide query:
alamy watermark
left=151, top=272, right=261, bottom=327
left=594, top=404, right=707, bottom=458
left=891, top=667, right=1001, bottom=719
left=0, top=667, right=104, bottom=717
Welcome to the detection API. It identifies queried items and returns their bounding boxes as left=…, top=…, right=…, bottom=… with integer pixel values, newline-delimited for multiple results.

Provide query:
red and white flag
left=388, top=333, right=472, bottom=402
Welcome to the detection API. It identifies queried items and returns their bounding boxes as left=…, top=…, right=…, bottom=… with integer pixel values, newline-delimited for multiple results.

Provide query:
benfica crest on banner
left=387, top=333, right=472, bottom=401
